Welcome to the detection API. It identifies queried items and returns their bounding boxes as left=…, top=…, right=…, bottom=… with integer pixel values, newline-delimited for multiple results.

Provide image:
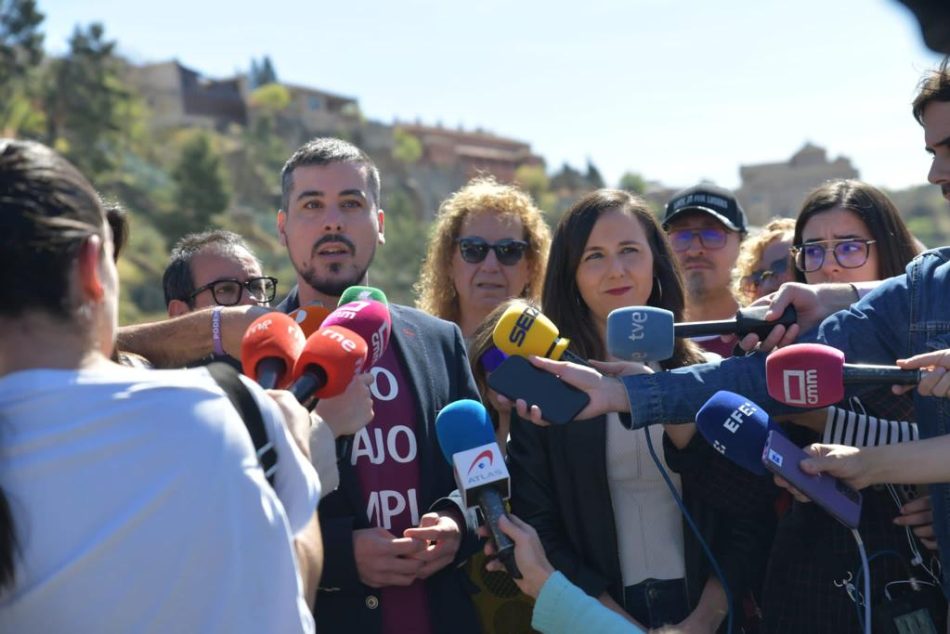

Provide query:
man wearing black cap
left=663, top=184, right=748, bottom=357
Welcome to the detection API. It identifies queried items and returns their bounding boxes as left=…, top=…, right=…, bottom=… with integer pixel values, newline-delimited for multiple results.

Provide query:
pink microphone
left=321, top=299, right=392, bottom=371
left=766, top=343, right=920, bottom=408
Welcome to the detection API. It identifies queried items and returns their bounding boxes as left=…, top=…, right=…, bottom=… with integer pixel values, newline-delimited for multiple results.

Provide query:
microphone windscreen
left=241, top=312, right=306, bottom=387
left=339, top=285, right=389, bottom=306
left=766, top=343, right=844, bottom=407
left=492, top=301, right=568, bottom=360
left=291, top=325, right=368, bottom=399
left=288, top=303, right=333, bottom=337
left=696, top=390, right=777, bottom=475
left=322, top=300, right=392, bottom=370
left=435, top=399, right=496, bottom=463
left=606, top=307, right=675, bottom=362
left=479, top=346, right=508, bottom=373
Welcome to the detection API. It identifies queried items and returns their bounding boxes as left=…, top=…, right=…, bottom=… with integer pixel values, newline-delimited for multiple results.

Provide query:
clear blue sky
left=39, top=0, right=943, bottom=191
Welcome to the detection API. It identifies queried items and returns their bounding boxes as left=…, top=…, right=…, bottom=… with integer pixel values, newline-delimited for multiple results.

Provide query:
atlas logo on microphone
left=781, top=369, right=820, bottom=406
left=507, top=306, right=539, bottom=347
left=452, top=444, right=509, bottom=496
left=467, top=449, right=494, bottom=475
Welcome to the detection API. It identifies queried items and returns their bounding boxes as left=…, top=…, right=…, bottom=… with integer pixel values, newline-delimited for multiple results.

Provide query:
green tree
left=0, top=0, right=45, bottom=136
left=43, top=22, right=132, bottom=179
left=619, top=171, right=647, bottom=194
left=171, top=132, right=230, bottom=236
left=585, top=159, right=605, bottom=189
left=248, top=55, right=278, bottom=89
left=371, top=189, right=429, bottom=304
left=392, top=128, right=422, bottom=165
left=514, top=164, right=557, bottom=214
left=0, top=0, right=43, bottom=87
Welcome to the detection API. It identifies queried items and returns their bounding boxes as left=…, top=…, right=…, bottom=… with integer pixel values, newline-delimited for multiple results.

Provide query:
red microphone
left=240, top=313, right=306, bottom=389
left=288, top=302, right=333, bottom=337
left=288, top=325, right=368, bottom=404
left=321, top=300, right=392, bottom=371
left=766, top=343, right=920, bottom=408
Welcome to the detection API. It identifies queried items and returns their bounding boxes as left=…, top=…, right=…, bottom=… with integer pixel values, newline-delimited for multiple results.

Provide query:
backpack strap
left=206, top=362, right=278, bottom=487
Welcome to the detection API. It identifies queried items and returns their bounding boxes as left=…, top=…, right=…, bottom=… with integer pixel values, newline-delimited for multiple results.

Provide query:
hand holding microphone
left=696, top=390, right=862, bottom=528
left=435, top=399, right=521, bottom=578
left=895, top=348, right=950, bottom=398
left=766, top=343, right=921, bottom=408
left=606, top=304, right=797, bottom=362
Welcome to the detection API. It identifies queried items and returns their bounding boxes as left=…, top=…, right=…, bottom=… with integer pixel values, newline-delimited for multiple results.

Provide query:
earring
left=652, top=275, right=663, bottom=302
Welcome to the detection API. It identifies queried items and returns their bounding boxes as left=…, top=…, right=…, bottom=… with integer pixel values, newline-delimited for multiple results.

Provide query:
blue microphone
left=607, top=305, right=799, bottom=363
left=606, top=306, right=675, bottom=362
left=695, top=390, right=778, bottom=475
left=435, top=400, right=520, bottom=578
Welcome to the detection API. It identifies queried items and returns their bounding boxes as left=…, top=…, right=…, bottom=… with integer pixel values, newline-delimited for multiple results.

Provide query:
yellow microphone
left=288, top=303, right=333, bottom=337
left=491, top=302, right=588, bottom=365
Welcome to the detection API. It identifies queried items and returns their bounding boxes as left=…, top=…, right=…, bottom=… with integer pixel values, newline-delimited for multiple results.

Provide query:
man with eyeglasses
left=164, top=230, right=276, bottom=315
left=663, top=184, right=748, bottom=357
left=161, top=230, right=277, bottom=371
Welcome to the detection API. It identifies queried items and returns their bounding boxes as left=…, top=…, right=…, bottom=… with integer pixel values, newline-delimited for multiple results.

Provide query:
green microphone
left=338, top=286, right=388, bottom=306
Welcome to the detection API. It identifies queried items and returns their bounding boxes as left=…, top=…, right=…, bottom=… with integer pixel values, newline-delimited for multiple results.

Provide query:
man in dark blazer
left=274, top=137, right=481, bottom=634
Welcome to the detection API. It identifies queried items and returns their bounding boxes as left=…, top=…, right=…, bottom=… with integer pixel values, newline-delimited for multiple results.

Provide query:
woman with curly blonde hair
left=415, top=176, right=551, bottom=339
left=733, top=217, right=795, bottom=305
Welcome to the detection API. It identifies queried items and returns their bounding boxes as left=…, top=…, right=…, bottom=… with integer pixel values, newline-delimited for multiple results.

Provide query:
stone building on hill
left=736, top=143, right=859, bottom=225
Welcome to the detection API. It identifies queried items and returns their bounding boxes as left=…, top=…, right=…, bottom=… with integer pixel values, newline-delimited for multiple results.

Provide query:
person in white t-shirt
left=0, top=139, right=319, bottom=633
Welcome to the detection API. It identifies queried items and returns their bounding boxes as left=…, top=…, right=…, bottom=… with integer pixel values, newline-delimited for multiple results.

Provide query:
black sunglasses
left=189, top=276, right=278, bottom=306
left=740, top=257, right=790, bottom=292
left=456, top=237, right=529, bottom=266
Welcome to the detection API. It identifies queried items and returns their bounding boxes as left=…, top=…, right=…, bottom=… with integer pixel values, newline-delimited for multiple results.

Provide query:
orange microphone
left=288, top=326, right=368, bottom=404
left=240, top=312, right=306, bottom=389
left=288, top=302, right=333, bottom=337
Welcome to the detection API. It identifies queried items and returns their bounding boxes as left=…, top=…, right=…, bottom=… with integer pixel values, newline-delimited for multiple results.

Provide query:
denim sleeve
left=816, top=272, right=912, bottom=365
left=620, top=274, right=914, bottom=429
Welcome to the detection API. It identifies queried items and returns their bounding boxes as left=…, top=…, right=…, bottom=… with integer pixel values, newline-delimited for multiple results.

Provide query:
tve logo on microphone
left=780, top=369, right=819, bottom=406
left=626, top=310, right=648, bottom=342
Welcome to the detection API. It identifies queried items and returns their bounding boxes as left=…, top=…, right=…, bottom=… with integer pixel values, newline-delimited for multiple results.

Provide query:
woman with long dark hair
left=508, top=189, right=773, bottom=631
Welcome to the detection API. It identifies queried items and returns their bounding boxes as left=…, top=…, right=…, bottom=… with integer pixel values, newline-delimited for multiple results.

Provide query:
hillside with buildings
left=3, top=9, right=947, bottom=321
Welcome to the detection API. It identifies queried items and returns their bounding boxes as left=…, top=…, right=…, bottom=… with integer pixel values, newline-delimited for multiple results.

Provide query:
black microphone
left=674, top=304, right=798, bottom=339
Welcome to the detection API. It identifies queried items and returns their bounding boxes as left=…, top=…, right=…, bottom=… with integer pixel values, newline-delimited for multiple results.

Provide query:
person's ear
left=377, top=209, right=385, bottom=245
left=167, top=299, right=191, bottom=318
left=77, top=235, right=105, bottom=301
left=277, top=209, right=288, bottom=247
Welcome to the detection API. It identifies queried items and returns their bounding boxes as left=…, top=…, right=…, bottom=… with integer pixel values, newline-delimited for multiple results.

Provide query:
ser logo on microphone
left=781, top=369, right=819, bottom=406
left=508, top=306, right=539, bottom=347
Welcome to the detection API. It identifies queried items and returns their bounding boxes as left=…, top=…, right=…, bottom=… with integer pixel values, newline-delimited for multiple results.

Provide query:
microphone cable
left=849, top=528, right=872, bottom=634
left=641, top=425, right=734, bottom=634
